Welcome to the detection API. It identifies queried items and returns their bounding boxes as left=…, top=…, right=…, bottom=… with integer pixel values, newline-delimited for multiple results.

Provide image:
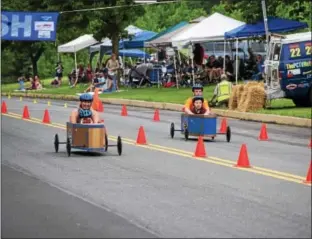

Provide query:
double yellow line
left=2, top=112, right=311, bottom=186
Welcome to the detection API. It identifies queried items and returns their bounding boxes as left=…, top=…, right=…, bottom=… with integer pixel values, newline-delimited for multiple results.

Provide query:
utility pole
left=261, top=0, right=270, bottom=43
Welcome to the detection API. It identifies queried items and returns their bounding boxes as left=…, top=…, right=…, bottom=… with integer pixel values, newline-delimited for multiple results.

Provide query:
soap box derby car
left=170, top=113, right=231, bottom=142
left=54, top=122, right=122, bottom=157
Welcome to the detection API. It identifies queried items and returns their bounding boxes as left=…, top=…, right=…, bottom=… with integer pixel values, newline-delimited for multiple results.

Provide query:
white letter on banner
left=1, top=14, right=10, bottom=37
left=11, top=14, right=32, bottom=37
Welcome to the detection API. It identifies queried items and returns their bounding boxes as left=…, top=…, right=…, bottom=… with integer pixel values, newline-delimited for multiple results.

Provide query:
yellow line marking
left=2, top=112, right=310, bottom=186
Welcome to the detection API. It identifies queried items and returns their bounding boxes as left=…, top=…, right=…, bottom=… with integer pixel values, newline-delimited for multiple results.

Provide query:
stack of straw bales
left=228, top=81, right=266, bottom=112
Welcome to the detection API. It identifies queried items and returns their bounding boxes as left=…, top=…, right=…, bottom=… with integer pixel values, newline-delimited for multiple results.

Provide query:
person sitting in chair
left=70, top=93, right=100, bottom=124
left=191, top=96, right=207, bottom=114
left=184, top=84, right=210, bottom=115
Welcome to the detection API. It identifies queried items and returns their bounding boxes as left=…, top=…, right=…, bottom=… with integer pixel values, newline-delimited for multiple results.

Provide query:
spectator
left=106, top=53, right=120, bottom=91
left=86, top=63, right=93, bottom=82
left=94, top=68, right=113, bottom=92
left=85, top=72, right=100, bottom=93
left=224, top=55, right=234, bottom=82
left=55, top=62, right=63, bottom=84
left=193, top=43, right=204, bottom=70
left=252, top=54, right=265, bottom=81
left=51, top=77, right=60, bottom=87
left=210, top=74, right=233, bottom=108
left=17, top=75, right=26, bottom=91
left=206, top=55, right=222, bottom=83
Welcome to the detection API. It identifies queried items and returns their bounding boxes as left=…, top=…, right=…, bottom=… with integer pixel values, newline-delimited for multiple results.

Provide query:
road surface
left=1, top=96, right=311, bottom=238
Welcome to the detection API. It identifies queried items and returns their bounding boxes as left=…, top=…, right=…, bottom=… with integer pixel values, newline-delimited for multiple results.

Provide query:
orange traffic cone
left=304, top=161, right=311, bottom=184
left=258, top=123, right=269, bottom=141
left=98, top=100, right=104, bottom=112
left=42, top=109, right=51, bottom=124
left=219, top=118, right=227, bottom=134
left=193, top=136, right=206, bottom=157
left=153, top=109, right=160, bottom=121
left=1, top=101, right=7, bottom=113
left=91, top=89, right=100, bottom=111
left=121, top=105, right=128, bottom=116
left=136, top=126, right=147, bottom=144
left=22, top=106, right=30, bottom=119
left=308, top=139, right=312, bottom=148
left=234, top=144, right=251, bottom=168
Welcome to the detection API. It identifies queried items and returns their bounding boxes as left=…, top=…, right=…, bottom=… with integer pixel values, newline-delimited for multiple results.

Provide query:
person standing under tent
left=106, top=53, right=120, bottom=91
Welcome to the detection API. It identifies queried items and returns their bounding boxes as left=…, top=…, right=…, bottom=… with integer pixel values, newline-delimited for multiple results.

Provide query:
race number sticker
left=289, top=44, right=301, bottom=58
left=305, top=42, right=311, bottom=56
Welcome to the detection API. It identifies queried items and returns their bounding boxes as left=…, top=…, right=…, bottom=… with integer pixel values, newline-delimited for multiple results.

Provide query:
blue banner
left=1, top=11, right=59, bottom=41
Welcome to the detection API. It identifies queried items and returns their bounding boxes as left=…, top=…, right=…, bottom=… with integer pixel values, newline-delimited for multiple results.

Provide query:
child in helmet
left=184, top=84, right=210, bottom=115
left=191, top=96, right=207, bottom=114
left=70, top=93, right=100, bottom=124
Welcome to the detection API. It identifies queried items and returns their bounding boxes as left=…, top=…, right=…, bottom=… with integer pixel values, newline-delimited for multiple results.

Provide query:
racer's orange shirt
left=184, top=97, right=209, bottom=110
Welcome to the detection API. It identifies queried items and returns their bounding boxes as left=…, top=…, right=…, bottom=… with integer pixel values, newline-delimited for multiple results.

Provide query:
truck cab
left=265, top=32, right=312, bottom=106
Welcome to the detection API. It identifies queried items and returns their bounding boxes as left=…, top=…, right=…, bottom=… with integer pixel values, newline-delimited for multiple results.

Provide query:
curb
left=2, top=92, right=311, bottom=128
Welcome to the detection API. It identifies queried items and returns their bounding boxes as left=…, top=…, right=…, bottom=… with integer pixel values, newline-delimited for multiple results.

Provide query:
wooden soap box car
left=170, top=113, right=231, bottom=142
left=54, top=122, right=122, bottom=157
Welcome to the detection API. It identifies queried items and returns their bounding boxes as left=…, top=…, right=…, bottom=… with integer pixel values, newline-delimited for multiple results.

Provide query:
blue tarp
left=105, top=49, right=150, bottom=58
left=1, top=11, right=59, bottom=41
left=224, top=17, right=308, bottom=39
left=119, top=30, right=157, bottom=49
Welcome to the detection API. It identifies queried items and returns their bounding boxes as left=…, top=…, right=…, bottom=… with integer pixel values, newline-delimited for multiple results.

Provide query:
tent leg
left=74, top=52, right=78, bottom=86
left=191, top=42, right=195, bottom=86
left=173, top=53, right=178, bottom=89
left=223, top=40, right=226, bottom=70
left=235, top=38, right=238, bottom=85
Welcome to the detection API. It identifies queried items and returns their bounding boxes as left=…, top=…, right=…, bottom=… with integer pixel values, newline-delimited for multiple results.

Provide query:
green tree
left=135, top=1, right=207, bottom=32
left=89, top=0, right=145, bottom=57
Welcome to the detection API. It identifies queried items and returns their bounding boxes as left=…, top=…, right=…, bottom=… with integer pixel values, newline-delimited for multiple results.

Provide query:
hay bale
left=242, top=85, right=266, bottom=112
left=236, top=84, right=245, bottom=106
left=229, top=85, right=239, bottom=110
left=237, top=84, right=249, bottom=111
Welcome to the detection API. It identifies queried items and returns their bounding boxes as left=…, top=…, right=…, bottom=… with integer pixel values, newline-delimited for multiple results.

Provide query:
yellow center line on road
left=2, top=112, right=310, bottom=186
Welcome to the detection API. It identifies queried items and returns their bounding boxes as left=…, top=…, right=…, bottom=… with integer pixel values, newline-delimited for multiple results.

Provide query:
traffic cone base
left=22, top=106, right=30, bottom=119
left=121, top=105, right=128, bottom=116
left=258, top=123, right=269, bottom=141
left=219, top=118, right=227, bottom=134
left=136, top=126, right=147, bottom=144
left=193, top=136, right=206, bottom=158
left=1, top=101, right=8, bottom=113
left=153, top=109, right=160, bottom=121
left=234, top=144, right=251, bottom=168
left=98, top=101, right=104, bottom=112
left=303, top=162, right=311, bottom=184
left=42, top=109, right=51, bottom=124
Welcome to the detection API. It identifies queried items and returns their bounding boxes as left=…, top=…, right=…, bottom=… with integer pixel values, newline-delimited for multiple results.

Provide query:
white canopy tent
left=172, top=12, right=245, bottom=44
left=57, top=34, right=99, bottom=76
left=172, top=12, right=246, bottom=84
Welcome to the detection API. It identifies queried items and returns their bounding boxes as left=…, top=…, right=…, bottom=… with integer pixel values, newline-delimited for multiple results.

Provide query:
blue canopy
left=119, top=30, right=157, bottom=49
left=105, top=49, right=150, bottom=58
left=224, top=17, right=308, bottom=39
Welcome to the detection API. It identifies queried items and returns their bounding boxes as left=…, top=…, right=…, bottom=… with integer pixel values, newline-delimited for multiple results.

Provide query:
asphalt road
left=1, top=96, right=311, bottom=238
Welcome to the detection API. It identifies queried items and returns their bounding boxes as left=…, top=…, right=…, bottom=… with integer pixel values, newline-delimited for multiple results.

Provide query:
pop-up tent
left=171, top=12, right=245, bottom=44
left=119, top=30, right=157, bottom=49
left=58, top=34, right=99, bottom=71
left=224, top=17, right=309, bottom=39
left=145, top=21, right=188, bottom=47
left=104, top=49, right=150, bottom=59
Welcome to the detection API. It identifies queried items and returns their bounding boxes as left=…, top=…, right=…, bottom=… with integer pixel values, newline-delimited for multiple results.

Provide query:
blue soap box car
left=170, top=113, right=231, bottom=142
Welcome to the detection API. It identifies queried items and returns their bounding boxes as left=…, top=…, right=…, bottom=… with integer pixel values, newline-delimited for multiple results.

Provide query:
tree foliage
left=135, top=1, right=207, bottom=32
left=1, top=0, right=311, bottom=82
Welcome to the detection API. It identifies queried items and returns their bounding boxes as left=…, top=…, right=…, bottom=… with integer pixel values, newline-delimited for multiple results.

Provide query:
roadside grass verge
left=2, top=78, right=310, bottom=118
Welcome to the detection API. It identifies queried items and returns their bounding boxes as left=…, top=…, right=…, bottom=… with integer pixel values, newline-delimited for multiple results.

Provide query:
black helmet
left=192, top=83, right=203, bottom=92
left=192, top=95, right=204, bottom=103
